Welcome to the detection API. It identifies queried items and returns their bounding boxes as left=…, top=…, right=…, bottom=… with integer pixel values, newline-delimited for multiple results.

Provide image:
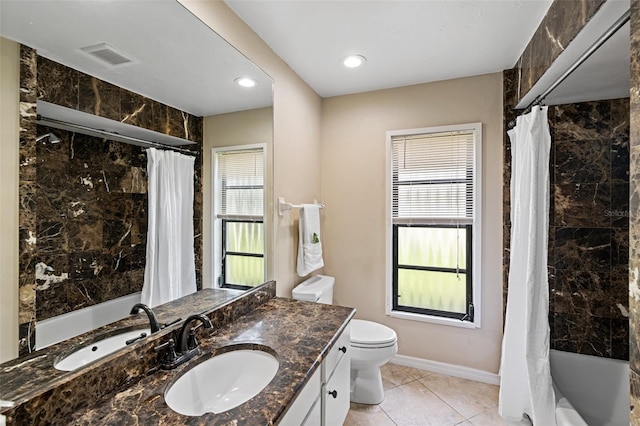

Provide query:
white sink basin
left=54, top=328, right=151, bottom=371
left=165, top=349, right=279, bottom=416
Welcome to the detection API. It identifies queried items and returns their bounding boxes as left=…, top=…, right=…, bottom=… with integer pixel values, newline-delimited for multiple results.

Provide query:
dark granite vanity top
left=66, top=298, right=355, bottom=425
left=0, top=288, right=243, bottom=404
left=2, top=282, right=355, bottom=425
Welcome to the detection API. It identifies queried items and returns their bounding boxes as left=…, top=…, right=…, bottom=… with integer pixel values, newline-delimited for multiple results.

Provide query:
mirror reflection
left=0, top=0, right=274, bottom=362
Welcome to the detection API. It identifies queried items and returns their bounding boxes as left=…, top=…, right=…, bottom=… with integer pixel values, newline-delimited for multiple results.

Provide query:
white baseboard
left=390, top=354, right=500, bottom=386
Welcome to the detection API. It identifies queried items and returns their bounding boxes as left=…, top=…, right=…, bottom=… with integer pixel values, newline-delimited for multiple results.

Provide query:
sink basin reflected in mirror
left=165, top=349, right=279, bottom=416
left=54, top=328, right=151, bottom=371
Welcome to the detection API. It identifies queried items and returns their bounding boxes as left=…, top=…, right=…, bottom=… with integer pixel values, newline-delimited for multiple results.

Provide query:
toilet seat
left=350, top=319, right=397, bottom=348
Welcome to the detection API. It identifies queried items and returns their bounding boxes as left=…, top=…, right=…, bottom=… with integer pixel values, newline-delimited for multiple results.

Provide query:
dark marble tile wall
left=503, top=68, right=518, bottom=317
left=17, top=49, right=203, bottom=356
left=549, top=99, right=629, bottom=361
left=503, top=96, right=630, bottom=362
left=18, top=46, right=38, bottom=355
left=515, top=0, right=606, bottom=102
left=506, top=1, right=637, bottom=421
left=629, top=0, right=640, bottom=422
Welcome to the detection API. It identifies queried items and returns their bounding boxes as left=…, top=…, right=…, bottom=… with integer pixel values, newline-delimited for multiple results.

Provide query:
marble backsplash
left=18, top=45, right=203, bottom=356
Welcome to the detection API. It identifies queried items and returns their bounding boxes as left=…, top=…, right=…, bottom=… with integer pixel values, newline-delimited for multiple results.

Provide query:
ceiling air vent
left=80, top=43, right=135, bottom=67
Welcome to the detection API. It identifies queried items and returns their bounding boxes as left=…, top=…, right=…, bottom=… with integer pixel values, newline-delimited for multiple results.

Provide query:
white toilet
left=292, top=275, right=398, bottom=405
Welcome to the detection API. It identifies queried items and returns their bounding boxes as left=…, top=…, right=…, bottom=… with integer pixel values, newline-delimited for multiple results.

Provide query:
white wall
left=181, top=1, right=324, bottom=298
left=320, top=73, right=504, bottom=373
left=0, top=37, right=20, bottom=363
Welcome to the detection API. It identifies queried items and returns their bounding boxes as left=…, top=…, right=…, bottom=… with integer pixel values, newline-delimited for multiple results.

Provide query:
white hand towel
left=296, top=204, right=324, bottom=276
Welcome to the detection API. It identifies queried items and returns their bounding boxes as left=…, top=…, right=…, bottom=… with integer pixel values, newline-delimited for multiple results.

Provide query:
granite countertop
left=65, top=297, right=355, bottom=425
left=0, top=288, right=243, bottom=406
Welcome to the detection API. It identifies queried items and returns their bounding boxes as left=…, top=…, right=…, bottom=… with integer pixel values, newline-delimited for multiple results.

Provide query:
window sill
left=387, top=310, right=480, bottom=329
left=214, top=286, right=246, bottom=296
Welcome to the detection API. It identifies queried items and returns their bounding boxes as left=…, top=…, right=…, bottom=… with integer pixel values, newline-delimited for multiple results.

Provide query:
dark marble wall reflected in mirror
left=19, top=48, right=204, bottom=356
left=1, top=0, right=274, bottom=363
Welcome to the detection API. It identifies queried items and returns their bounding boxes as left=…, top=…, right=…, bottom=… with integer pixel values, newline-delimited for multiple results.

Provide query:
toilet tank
left=292, top=275, right=335, bottom=304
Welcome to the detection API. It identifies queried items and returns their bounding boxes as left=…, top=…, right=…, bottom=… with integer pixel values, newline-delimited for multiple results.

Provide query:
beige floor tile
left=380, top=380, right=466, bottom=426
left=419, top=373, right=499, bottom=419
left=344, top=402, right=396, bottom=426
left=465, top=406, right=509, bottom=426
left=381, top=363, right=428, bottom=390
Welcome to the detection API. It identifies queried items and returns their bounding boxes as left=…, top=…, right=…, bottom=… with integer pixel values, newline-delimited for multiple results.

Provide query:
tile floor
left=344, top=363, right=506, bottom=426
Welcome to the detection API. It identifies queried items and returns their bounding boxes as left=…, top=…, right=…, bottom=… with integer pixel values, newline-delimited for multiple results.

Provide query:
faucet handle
left=154, top=339, right=177, bottom=366
left=187, top=328, right=198, bottom=351
left=185, top=321, right=211, bottom=350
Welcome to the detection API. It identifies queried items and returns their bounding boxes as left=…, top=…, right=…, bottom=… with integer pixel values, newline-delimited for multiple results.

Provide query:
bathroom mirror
left=0, top=0, right=274, bottom=362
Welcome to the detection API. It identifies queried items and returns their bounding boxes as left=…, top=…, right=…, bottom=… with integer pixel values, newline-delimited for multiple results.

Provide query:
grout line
left=415, top=376, right=481, bottom=425
left=379, top=405, right=399, bottom=426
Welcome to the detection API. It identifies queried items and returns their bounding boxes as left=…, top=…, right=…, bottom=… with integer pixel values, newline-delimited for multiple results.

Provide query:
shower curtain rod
left=36, top=114, right=199, bottom=156
left=508, top=8, right=630, bottom=129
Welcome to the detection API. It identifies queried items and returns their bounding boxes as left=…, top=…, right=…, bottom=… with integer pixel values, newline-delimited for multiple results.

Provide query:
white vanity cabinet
left=278, top=367, right=321, bottom=425
left=279, top=323, right=351, bottom=426
left=321, top=323, right=351, bottom=426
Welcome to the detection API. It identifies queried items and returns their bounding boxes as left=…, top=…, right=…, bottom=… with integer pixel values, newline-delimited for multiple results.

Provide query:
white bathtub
left=551, top=349, right=629, bottom=426
left=35, top=292, right=142, bottom=350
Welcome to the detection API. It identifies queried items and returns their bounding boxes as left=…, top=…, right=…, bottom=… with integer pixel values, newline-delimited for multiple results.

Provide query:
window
left=213, top=145, right=266, bottom=290
left=386, top=123, right=482, bottom=327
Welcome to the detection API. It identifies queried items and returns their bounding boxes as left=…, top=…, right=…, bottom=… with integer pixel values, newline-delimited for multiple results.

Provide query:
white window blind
left=392, top=130, right=474, bottom=225
left=216, top=147, right=264, bottom=218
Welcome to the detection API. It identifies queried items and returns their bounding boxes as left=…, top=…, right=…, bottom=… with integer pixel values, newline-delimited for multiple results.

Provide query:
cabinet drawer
left=322, top=323, right=350, bottom=383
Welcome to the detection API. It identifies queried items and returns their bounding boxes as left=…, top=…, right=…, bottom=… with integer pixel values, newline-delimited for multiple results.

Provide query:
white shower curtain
left=499, top=106, right=556, bottom=425
left=142, top=148, right=196, bottom=308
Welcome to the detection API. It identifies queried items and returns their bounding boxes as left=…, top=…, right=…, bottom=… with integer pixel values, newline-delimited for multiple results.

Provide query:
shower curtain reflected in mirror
left=142, top=148, right=197, bottom=308
left=499, top=106, right=556, bottom=425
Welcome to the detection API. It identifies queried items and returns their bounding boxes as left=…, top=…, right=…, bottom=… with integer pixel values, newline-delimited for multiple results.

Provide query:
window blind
left=216, top=147, right=264, bottom=218
left=391, top=130, right=474, bottom=224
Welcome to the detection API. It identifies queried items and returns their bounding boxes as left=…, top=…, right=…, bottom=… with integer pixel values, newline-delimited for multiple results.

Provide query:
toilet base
left=350, top=366, right=385, bottom=404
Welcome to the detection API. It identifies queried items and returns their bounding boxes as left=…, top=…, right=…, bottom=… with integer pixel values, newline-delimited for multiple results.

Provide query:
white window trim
left=385, top=123, right=482, bottom=329
left=211, top=143, right=267, bottom=290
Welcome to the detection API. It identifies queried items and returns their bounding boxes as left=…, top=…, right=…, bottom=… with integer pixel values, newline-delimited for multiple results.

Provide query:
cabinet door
left=279, top=368, right=321, bottom=426
left=302, top=395, right=322, bottom=426
left=322, top=350, right=350, bottom=426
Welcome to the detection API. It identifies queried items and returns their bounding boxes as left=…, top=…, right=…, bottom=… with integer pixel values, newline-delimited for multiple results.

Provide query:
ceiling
left=0, top=0, right=630, bottom=113
left=225, top=0, right=555, bottom=98
left=0, top=0, right=273, bottom=117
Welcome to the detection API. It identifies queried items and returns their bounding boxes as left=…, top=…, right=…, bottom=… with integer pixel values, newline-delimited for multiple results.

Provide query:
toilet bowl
left=349, top=319, right=398, bottom=404
left=292, top=275, right=398, bottom=405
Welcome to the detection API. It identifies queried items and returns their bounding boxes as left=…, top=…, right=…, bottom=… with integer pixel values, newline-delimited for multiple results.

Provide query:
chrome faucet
left=130, top=303, right=161, bottom=333
left=154, top=314, right=213, bottom=369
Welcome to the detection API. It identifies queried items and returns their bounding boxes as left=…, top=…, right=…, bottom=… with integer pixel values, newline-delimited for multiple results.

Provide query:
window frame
left=385, top=123, right=482, bottom=329
left=221, top=218, right=265, bottom=290
left=212, top=143, right=267, bottom=290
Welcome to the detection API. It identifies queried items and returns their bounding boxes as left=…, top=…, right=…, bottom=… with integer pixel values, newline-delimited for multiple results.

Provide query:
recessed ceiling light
left=341, top=54, right=366, bottom=68
left=235, top=77, right=257, bottom=88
